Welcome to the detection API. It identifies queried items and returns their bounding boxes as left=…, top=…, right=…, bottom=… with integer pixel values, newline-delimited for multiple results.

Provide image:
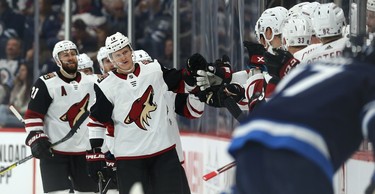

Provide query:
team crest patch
left=43, top=73, right=56, bottom=80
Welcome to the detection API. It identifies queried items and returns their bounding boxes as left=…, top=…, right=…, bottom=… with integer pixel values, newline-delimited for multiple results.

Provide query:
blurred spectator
left=106, top=0, right=128, bottom=35
left=23, top=0, right=62, bottom=54
left=72, top=19, right=97, bottom=54
left=0, top=0, right=26, bottom=57
left=0, top=37, right=22, bottom=104
left=74, top=0, right=102, bottom=16
left=158, top=37, right=173, bottom=68
left=0, top=62, right=31, bottom=127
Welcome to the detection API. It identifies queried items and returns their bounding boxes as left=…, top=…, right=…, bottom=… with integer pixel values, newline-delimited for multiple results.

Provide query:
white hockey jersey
left=24, top=71, right=96, bottom=153
left=296, top=37, right=348, bottom=64
left=88, top=62, right=187, bottom=159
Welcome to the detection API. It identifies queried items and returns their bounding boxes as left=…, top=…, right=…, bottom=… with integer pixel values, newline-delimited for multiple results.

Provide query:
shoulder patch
left=97, top=73, right=109, bottom=83
left=43, top=73, right=56, bottom=80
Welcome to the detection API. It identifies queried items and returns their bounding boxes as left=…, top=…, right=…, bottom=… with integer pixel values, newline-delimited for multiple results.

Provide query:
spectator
left=0, top=37, right=23, bottom=104
left=0, top=62, right=32, bottom=127
left=106, top=0, right=128, bottom=35
left=23, top=0, right=61, bottom=53
left=158, top=37, right=173, bottom=68
left=72, top=19, right=97, bottom=54
left=0, top=0, right=25, bottom=58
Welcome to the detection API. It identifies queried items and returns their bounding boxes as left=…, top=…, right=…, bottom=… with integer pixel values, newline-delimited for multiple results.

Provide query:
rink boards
left=0, top=129, right=373, bottom=194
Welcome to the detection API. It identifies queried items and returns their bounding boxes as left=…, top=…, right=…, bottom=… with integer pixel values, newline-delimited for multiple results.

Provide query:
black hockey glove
left=86, top=148, right=107, bottom=183
left=243, top=41, right=266, bottom=67
left=186, top=53, right=208, bottom=76
left=220, top=83, right=245, bottom=103
left=264, top=49, right=299, bottom=79
left=104, top=151, right=117, bottom=185
left=196, top=85, right=225, bottom=107
left=196, top=55, right=233, bottom=90
left=184, top=53, right=208, bottom=89
left=25, top=130, right=52, bottom=159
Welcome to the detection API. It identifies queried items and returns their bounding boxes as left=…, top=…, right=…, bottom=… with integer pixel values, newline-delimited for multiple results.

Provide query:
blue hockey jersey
left=229, top=57, right=375, bottom=181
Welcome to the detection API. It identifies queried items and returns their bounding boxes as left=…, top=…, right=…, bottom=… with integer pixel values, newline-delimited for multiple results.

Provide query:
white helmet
left=287, top=2, right=310, bottom=18
left=282, top=18, right=313, bottom=48
left=97, top=46, right=108, bottom=73
left=77, top=53, right=94, bottom=72
left=52, top=40, right=79, bottom=65
left=105, top=32, right=132, bottom=59
left=133, top=50, right=152, bottom=63
left=312, top=3, right=346, bottom=38
left=368, top=0, right=375, bottom=12
left=255, top=6, right=288, bottom=42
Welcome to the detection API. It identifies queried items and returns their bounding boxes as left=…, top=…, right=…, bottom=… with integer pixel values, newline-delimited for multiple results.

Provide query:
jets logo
left=60, top=94, right=90, bottom=127
left=124, top=85, right=157, bottom=130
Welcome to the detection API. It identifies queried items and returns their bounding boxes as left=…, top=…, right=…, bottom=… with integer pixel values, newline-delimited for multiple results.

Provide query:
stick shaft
left=9, top=105, right=24, bottom=123
left=202, top=161, right=236, bottom=181
left=0, top=111, right=89, bottom=175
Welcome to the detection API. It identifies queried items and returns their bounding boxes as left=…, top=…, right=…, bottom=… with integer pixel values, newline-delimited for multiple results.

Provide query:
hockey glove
left=264, top=49, right=299, bottom=79
left=104, top=152, right=117, bottom=185
left=196, top=85, right=225, bottom=107
left=196, top=55, right=233, bottom=90
left=86, top=148, right=107, bottom=183
left=243, top=41, right=266, bottom=67
left=186, top=53, right=208, bottom=76
left=220, top=83, right=245, bottom=103
left=25, top=130, right=53, bottom=159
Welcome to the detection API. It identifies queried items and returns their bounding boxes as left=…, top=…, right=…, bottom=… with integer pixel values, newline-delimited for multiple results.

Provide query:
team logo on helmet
left=60, top=94, right=90, bottom=127
left=124, top=85, right=157, bottom=130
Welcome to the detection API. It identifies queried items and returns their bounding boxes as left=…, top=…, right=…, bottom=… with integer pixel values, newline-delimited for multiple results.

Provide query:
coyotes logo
left=125, top=85, right=157, bottom=130
left=60, top=94, right=89, bottom=127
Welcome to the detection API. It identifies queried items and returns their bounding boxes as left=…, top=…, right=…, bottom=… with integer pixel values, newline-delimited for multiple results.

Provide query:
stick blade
left=202, top=171, right=218, bottom=181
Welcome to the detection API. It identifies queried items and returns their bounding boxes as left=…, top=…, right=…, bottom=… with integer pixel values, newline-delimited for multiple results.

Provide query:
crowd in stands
left=0, top=0, right=178, bottom=127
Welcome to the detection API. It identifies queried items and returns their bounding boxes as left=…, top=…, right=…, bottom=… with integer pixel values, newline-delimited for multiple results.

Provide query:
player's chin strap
left=0, top=111, right=90, bottom=175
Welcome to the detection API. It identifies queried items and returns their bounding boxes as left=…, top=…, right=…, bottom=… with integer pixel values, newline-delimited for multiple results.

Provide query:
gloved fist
left=196, top=55, right=233, bottom=90
left=186, top=53, right=208, bottom=76
left=25, top=130, right=52, bottom=159
left=264, top=49, right=299, bottom=79
left=243, top=41, right=266, bottom=66
left=86, top=148, right=107, bottom=183
left=220, top=83, right=245, bottom=103
left=195, top=85, right=225, bottom=107
left=207, top=55, right=232, bottom=84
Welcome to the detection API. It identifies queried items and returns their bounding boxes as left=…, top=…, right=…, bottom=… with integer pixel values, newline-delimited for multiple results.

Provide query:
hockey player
left=297, top=2, right=348, bottom=63
left=77, top=53, right=95, bottom=75
left=96, top=46, right=115, bottom=74
left=255, top=6, right=288, bottom=53
left=281, top=18, right=313, bottom=55
left=23, top=40, right=98, bottom=193
left=228, top=40, right=375, bottom=194
left=87, top=32, right=201, bottom=194
left=132, top=49, right=205, bottom=194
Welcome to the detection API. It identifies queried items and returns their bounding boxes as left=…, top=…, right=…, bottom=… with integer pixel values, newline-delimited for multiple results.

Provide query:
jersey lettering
left=279, top=63, right=344, bottom=97
left=31, top=87, right=39, bottom=99
left=61, top=86, right=67, bottom=96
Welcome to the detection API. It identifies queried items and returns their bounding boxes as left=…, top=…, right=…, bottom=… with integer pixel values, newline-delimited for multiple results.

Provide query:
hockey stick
left=98, top=171, right=104, bottom=194
left=202, top=161, right=236, bottom=181
left=0, top=111, right=90, bottom=175
left=102, top=178, right=112, bottom=194
left=9, top=105, right=24, bottom=123
left=224, top=97, right=245, bottom=121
